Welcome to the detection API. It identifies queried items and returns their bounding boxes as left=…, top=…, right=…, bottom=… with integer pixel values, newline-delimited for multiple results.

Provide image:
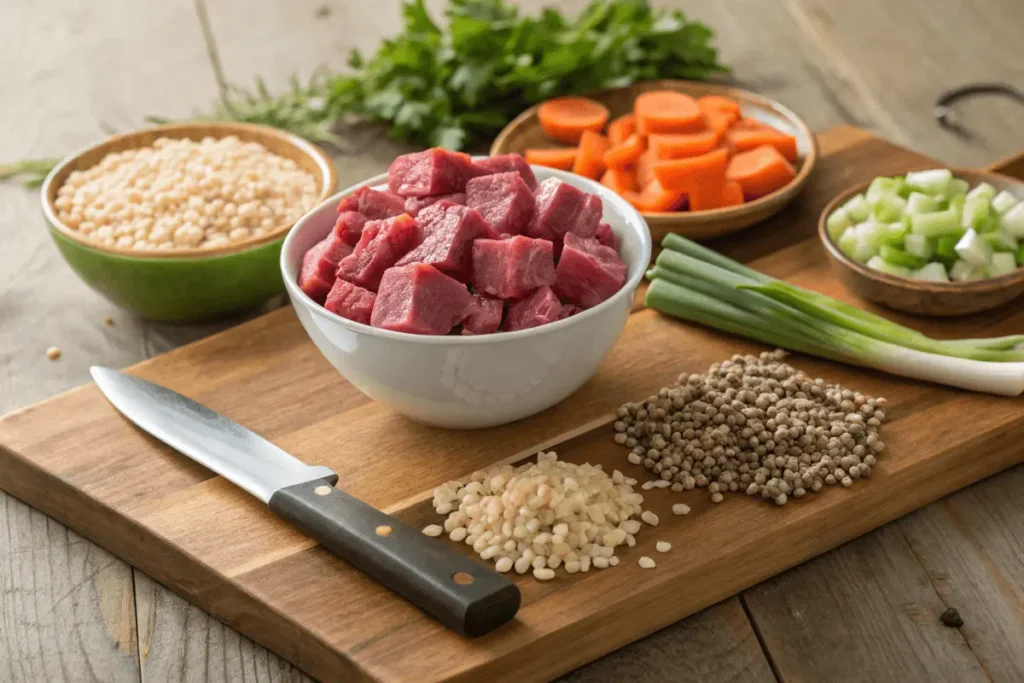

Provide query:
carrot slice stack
left=652, top=148, right=730, bottom=192
left=524, top=148, right=578, bottom=171
left=537, top=97, right=610, bottom=144
left=726, top=145, right=796, bottom=199
left=571, top=130, right=610, bottom=179
left=634, top=91, right=703, bottom=134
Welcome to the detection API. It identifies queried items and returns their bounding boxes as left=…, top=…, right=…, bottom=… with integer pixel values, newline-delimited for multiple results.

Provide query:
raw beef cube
left=336, top=187, right=406, bottom=219
left=333, top=210, right=369, bottom=246
left=465, top=172, right=535, bottom=236
left=387, top=148, right=484, bottom=197
left=324, top=279, right=376, bottom=325
left=298, top=239, right=334, bottom=303
left=558, top=304, right=583, bottom=320
left=595, top=222, right=617, bottom=250
left=503, top=286, right=563, bottom=331
left=527, top=178, right=602, bottom=241
left=336, top=214, right=420, bottom=291
left=471, top=236, right=556, bottom=299
left=371, top=264, right=472, bottom=335
left=475, top=154, right=538, bottom=190
left=396, top=202, right=494, bottom=274
left=404, top=192, right=466, bottom=217
left=553, top=233, right=628, bottom=309
left=461, top=295, right=504, bottom=335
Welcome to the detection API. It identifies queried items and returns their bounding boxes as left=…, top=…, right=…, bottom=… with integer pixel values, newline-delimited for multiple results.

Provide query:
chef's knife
left=90, top=366, right=520, bottom=637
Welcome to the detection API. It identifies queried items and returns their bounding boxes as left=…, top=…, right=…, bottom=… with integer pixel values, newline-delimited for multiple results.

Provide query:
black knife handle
left=268, top=480, right=521, bottom=637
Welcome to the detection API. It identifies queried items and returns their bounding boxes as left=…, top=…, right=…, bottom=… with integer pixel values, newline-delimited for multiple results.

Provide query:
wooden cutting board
left=1, top=127, right=1022, bottom=683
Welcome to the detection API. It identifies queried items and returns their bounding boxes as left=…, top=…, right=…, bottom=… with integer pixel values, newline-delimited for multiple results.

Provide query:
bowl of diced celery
left=819, top=168, right=1024, bottom=316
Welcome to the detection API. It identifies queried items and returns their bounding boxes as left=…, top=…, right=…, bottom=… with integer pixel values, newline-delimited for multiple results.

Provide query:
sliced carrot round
left=571, top=130, right=610, bottom=180
left=604, top=134, right=645, bottom=169
left=524, top=147, right=578, bottom=171
left=726, top=129, right=799, bottom=162
left=697, top=95, right=741, bottom=116
left=537, top=97, right=610, bottom=144
left=634, top=91, right=703, bottom=135
left=648, top=131, right=721, bottom=161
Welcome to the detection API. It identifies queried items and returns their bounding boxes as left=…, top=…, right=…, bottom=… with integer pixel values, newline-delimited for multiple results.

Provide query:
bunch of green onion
left=645, top=234, right=1024, bottom=396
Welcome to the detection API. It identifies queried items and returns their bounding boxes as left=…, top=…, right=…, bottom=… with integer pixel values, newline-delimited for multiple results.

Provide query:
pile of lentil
left=613, top=350, right=886, bottom=505
left=54, top=136, right=319, bottom=250
left=424, top=451, right=648, bottom=580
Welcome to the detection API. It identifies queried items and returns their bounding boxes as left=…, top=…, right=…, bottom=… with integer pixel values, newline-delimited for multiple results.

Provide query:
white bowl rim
left=280, top=165, right=653, bottom=346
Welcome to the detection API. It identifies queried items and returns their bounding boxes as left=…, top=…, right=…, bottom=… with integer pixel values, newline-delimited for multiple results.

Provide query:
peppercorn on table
left=2, top=126, right=1023, bottom=683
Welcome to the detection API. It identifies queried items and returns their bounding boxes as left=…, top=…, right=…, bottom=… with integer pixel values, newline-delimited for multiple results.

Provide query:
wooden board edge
left=0, top=441, right=370, bottom=683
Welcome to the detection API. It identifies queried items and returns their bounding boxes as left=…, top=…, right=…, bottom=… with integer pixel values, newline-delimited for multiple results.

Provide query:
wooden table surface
left=2, top=1, right=1023, bottom=681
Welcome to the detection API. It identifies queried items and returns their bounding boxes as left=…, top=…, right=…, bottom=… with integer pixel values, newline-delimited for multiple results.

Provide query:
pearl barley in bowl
left=281, top=153, right=652, bottom=429
left=41, top=122, right=337, bottom=322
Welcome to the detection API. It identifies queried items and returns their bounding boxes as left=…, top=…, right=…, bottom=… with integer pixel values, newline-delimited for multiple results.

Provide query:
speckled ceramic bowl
left=41, top=122, right=337, bottom=322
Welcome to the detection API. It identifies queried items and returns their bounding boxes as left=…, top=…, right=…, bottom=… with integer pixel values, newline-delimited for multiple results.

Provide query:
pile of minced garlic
left=423, top=452, right=648, bottom=579
left=613, top=350, right=886, bottom=505
left=54, top=136, right=319, bottom=250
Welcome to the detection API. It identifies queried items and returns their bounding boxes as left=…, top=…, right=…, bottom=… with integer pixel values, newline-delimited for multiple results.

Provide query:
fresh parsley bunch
left=331, top=0, right=728, bottom=149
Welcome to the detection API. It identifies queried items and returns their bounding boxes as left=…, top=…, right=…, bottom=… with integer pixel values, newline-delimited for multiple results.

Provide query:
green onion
left=644, top=234, right=1024, bottom=396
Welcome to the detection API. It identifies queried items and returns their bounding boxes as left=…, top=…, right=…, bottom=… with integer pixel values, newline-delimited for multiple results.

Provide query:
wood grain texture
left=2, top=128, right=1023, bottom=683
left=897, top=465, right=1024, bottom=682
left=743, top=524, right=990, bottom=683
left=559, top=598, right=776, bottom=683
left=781, top=0, right=1024, bottom=167
left=0, top=0, right=216, bottom=680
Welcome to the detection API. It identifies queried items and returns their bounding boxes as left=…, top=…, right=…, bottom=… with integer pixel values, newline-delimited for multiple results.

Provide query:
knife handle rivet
left=375, top=525, right=394, bottom=537
left=452, top=572, right=474, bottom=586
left=313, top=485, right=333, bottom=496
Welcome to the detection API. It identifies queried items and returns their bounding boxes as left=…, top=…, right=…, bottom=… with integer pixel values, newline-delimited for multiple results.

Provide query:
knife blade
left=90, top=366, right=520, bottom=637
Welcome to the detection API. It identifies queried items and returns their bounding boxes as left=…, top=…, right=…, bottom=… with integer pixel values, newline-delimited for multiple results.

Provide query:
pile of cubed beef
left=298, top=149, right=628, bottom=335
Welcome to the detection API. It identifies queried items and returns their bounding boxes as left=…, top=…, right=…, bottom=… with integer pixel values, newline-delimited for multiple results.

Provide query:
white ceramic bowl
left=281, top=166, right=652, bottom=429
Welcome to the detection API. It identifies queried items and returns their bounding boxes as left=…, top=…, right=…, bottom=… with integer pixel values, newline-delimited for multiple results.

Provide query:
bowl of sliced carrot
left=490, top=80, right=817, bottom=242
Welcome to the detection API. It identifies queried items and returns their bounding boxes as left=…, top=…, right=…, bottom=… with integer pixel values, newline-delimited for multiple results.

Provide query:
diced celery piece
left=989, top=252, right=1018, bottom=278
left=907, top=192, right=940, bottom=214
left=867, top=255, right=910, bottom=278
left=903, top=233, right=934, bottom=260
left=950, top=259, right=986, bottom=282
left=992, top=190, right=1018, bottom=215
left=881, top=222, right=907, bottom=245
left=978, top=214, right=1002, bottom=233
left=910, top=209, right=961, bottom=237
left=843, top=194, right=871, bottom=223
left=871, top=193, right=907, bottom=222
left=966, top=182, right=996, bottom=202
left=933, top=233, right=964, bottom=264
left=866, top=176, right=904, bottom=203
left=982, top=229, right=1018, bottom=254
left=825, top=207, right=853, bottom=241
left=838, top=227, right=874, bottom=263
left=879, top=245, right=926, bottom=269
left=955, top=228, right=993, bottom=267
left=913, top=262, right=950, bottom=282
left=961, top=195, right=991, bottom=230
left=947, top=178, right=970, bottom=198
left=948, top=194, right=966, bottom=221
left=906, top=169, right=953, bottom=196
left=1001, top=202, right=1024, bottom=238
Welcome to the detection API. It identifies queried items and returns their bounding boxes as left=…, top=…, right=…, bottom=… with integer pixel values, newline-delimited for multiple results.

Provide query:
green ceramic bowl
left=41, top=122, right=338, bottom=323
